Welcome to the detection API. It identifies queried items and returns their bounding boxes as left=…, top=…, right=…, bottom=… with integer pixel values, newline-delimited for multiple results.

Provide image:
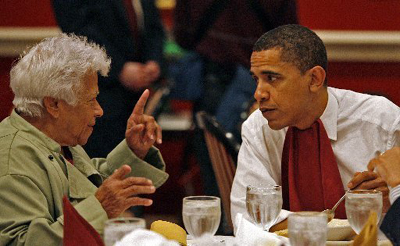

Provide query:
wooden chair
left=196, top=111, right=240, bottom=233
left=144, top=84, right=170, bottom=119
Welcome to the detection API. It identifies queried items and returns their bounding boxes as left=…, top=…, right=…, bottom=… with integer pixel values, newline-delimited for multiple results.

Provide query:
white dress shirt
left=231, top=87, right=400, bottom=229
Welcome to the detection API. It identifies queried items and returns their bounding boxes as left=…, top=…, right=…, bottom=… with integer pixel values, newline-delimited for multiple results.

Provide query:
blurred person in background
left=0, top=34, right=168, bottom=246
left=172, top=0, right=298, bottom=233
left=52, top=0, right=166, bottom=159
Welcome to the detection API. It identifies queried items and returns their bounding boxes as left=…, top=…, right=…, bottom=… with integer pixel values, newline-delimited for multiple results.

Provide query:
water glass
left=246, top=185, right=282, bottom=231
left=345, top=189, right=382, bottom=234
left=288, top=212, right=327, bottom=246
left=104, top=217, right=146, bottom=246
left=182, top=196, right=221, bottom=238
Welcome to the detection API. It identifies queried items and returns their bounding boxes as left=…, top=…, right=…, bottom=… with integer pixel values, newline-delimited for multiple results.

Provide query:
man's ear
left=308, top=66, right=326, bottom=92
left=43, top=97, right=60, bottom=118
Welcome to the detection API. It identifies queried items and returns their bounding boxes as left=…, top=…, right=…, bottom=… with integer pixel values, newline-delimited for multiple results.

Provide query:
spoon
left=322, top=192, right=347, bottom=221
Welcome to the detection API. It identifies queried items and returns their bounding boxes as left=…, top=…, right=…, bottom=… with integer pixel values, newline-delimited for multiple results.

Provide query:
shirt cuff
left=389, top=185, right=400, bottom=204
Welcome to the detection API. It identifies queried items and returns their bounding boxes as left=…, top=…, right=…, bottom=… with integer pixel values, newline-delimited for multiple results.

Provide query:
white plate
left=326, top=240, right=392, bottom=246
left=327, top=219, right=356, bottom=241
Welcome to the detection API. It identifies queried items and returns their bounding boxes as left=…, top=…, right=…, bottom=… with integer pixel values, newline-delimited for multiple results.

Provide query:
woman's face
left=56, top=72, right=103, bottom=146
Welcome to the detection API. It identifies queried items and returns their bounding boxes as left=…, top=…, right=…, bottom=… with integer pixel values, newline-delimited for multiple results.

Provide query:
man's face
left=58, top=72, right=103, bottom=146
left=250, top=48, right=314, bottom=130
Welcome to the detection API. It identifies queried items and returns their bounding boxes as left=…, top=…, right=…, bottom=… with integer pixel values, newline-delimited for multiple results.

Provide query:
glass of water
left=246, top=185, right=282, bottom=231
left=103, top=217, right=146, bottom=246
left=288, top=212, right=328, bottom=246
left=345, top=189, right=382, bottom=234
left=182, top=196, right=221, bottom=238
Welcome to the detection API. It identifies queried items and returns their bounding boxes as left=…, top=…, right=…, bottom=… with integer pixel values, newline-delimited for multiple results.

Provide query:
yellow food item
left=150, top=220, right=187, bottom=246
left=274, top=229, right=289, bottom=237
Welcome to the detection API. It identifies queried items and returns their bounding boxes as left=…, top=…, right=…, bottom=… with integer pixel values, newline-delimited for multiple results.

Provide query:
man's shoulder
left=330, top=87, right=397, bottom=108
left=330, top=87, right=399, bottom=123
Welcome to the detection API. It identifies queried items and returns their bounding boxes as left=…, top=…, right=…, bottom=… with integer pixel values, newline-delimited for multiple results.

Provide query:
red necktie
left=122, top=0, right=143, bottom=59
left=63, top=196, right=105, bottom=246
left=281, top=119, right=346, bottom=218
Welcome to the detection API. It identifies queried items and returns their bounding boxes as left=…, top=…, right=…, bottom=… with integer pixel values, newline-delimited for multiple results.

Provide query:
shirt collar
left=319, top=88, right=338, bottom=141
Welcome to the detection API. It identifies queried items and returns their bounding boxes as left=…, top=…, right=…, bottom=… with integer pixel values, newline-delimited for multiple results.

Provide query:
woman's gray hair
left=10, top=33, right=111, bottom=117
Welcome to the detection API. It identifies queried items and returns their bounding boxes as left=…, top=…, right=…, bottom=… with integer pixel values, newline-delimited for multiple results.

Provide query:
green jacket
left=0, top=110, right=169, bottom=246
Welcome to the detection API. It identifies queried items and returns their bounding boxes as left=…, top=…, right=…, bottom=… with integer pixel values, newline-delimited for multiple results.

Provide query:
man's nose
left=254, top=82, right=270, bottom=102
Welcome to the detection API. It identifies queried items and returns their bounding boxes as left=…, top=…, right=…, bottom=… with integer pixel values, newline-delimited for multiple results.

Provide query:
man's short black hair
left=253, top=24, right=328, bottom=84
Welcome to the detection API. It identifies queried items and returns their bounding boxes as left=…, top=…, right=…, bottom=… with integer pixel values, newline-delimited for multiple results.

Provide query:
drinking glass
left=103, top=217, right=146, bottom=246
left=182, top=196, right=221, bottom=238
left=288, top=212, right=328, bottom=246
left=345, top=189, right=382, bottom=234
left=246, top=185, right=282, bottom=231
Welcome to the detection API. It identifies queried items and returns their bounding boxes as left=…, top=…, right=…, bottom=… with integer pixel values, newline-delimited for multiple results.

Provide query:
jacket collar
left=10, top=110, right=103, bottom=198
left=10, top=109, right=61, bottom=153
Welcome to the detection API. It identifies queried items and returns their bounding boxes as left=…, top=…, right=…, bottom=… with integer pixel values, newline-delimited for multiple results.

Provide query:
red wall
left=0, top=58, right=14, bottom=119
left=298, top=0, right=400, bottom=31
left=0, top=0, right=56, bottom=27
left=329, top=62, right=400, bottom=106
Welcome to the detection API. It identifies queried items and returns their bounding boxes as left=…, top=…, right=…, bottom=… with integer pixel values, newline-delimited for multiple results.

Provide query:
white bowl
left=327, top=219, right=356, bottom=241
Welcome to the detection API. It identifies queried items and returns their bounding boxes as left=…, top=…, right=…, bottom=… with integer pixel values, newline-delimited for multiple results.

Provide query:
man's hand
left=144, top=61, right=161, bottom=82
left=95, top=165, right=156, bottom=218
left=367, top=147, right=400, bottom=188
left=125, top=89, right=162, bottom=159
left=347, top=170, right=390, bottom=212
left=119, top=62, right=154, bottom=91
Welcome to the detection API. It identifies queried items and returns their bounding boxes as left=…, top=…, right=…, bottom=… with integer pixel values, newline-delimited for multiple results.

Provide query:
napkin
left=351, top=211, right=378, bottom=246
left=114, top=229, right=180, bottom=246
left=62, top=196, right=105, bottom=246
left=150, top=220, right=187, bottom=245
left=234, top=213, right=290, bottom=246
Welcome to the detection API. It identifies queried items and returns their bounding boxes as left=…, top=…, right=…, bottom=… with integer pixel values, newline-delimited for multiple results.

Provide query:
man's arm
left=230, top=113, right=286, bottom=232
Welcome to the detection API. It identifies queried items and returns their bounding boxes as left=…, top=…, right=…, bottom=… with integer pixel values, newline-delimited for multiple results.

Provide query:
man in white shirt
left=230, top=24, right=400, bottom=230
left=368, top=147, right=400, bottom=245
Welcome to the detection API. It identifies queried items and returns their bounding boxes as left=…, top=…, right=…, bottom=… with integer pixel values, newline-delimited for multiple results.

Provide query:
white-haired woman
left=0, top=33, right=168, bottom=246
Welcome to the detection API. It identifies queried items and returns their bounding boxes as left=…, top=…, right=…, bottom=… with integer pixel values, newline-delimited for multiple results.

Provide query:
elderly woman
left=0, top=34, right=168, bottom=245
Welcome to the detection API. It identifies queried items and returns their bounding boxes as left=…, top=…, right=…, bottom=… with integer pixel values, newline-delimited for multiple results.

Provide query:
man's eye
left=252, top=76, right=259, bottom=84
left=267, top=75, right=277, bottom=82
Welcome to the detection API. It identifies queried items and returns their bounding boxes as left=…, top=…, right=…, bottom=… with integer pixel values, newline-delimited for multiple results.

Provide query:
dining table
left=186, top=232, right=394, bottom=246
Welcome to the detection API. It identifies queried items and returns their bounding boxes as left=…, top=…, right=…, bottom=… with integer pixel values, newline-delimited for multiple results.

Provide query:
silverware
left=322, top=192, right=347, bottom=221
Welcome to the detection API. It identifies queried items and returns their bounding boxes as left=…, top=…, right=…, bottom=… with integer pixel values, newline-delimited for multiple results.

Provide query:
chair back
left=196, top=111, right=240, bottom=232
left=144, top=85, right=170, bottom=119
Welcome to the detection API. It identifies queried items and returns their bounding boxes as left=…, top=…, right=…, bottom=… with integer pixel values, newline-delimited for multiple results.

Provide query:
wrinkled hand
left=119, top=62, right=154, bottom=91
left=347, top=170, right=390, bottom=212
left=95, top=165, right=155, bottom=218
left=125, top=89, right=162, bottom=159
left=367, top=147, right=400, bottom=188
